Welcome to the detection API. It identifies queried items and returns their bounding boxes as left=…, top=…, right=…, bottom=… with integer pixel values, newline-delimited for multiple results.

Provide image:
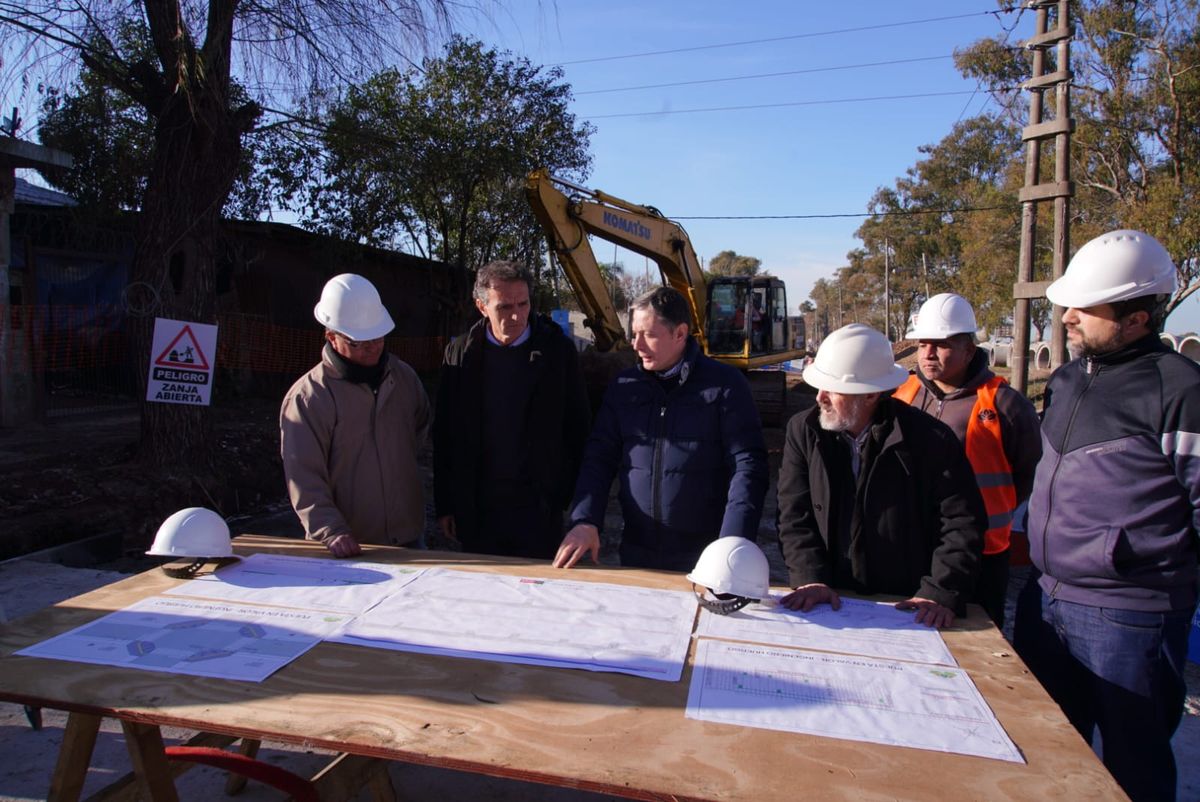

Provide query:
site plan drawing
left=17, top=596, right=349, bottom=682
left=165, top=553, right=423, bottom=615
left=333, top=568, right=696, bottom=680
left=687, top=639, right=1022, bottom=763
left=695, top=595, right=956, bottom=665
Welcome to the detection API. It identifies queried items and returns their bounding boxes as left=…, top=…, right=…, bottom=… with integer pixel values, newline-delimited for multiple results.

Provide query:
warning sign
left=146, top=318, right=218, bottom=406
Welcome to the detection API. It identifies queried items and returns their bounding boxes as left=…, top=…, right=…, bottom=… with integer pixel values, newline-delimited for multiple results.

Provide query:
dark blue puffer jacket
left=569, top=338, right=768, bottom=571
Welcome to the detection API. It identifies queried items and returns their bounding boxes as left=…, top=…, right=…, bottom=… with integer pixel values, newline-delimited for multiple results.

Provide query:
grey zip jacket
left=1029, top=333, right=1200, bottom=612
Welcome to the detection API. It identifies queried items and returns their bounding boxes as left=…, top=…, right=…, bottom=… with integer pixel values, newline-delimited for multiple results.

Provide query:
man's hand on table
left=553, top=524, right=599, bottom=568
left=325, top=533, right=362, bottom=558
left=895, top=597, right=955, bottom=628
left=779, top=583, right=841, bottom=612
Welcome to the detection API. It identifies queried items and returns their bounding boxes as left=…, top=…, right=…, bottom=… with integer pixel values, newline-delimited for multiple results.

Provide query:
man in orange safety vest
left=893, top=294, right=1041, bottom=629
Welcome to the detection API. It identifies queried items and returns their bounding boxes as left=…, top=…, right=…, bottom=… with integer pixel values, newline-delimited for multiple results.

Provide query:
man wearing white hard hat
left=776, top=323, right=986, bottom=628
left=1013, top=230, right=1200, bottom=802
left=280, top=273, right=431, bottom=557
left=893, top=293, right=1041, bottom=629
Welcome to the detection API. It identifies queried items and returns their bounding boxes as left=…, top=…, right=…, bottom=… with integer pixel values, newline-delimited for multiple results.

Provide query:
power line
left=583, top=89, right=1016, bottom=120
left=575, top=55, right=955, bottom=96
left=555, top=9, right=1017, bottom=66
left=674, top=205, right=1011, bottom=221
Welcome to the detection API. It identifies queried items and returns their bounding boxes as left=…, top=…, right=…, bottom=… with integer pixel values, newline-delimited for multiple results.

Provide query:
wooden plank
left=1019, top=181, right=1074, bottom=202
left=1022, top=118, right=1074, bottom=141
left=1025, top=26, right=1072, bottom=48
left=0, top=536, right=1127, bottom=801
left=225, top=738, right=262, bottom=795
left=85, top=731, right=239, bottom=802
left=120, top=721, right=178, bottom=802
left=1014, top=280, right=1053, bottom=300
left=1022, top=69, right=1070, bottom=90
left=48, top=711, right=101, bottom=802
left=310, top=753, right=392, bottom=801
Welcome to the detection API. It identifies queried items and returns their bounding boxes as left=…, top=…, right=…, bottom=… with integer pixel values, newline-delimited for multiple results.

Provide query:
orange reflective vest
left=894, top=375, right=1017, bottom=555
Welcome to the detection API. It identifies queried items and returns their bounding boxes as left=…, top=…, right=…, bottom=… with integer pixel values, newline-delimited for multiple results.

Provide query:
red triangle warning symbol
left=154, top=325, right=211, bottom=370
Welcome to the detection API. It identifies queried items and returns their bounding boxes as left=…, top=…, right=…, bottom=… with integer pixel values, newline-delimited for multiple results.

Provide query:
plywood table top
left=0, top=535, right=1125, bottom=801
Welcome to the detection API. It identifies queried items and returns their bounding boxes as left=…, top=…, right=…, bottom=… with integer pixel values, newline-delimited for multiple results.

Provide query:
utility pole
left=837, top=284, right=844, bottom=328
left=883, top=238, right=891, bottom=341
left=921, top=252, right=930, bottom=299
left=1013, top=0, right=1073, bottom=395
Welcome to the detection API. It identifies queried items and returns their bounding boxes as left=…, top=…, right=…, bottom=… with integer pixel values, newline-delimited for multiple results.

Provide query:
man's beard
left=818, top=395, right=873, bottom=432
left=1068, top=327, right=1124, bottom=359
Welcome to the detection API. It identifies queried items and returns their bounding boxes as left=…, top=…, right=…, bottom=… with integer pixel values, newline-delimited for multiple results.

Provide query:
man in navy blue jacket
left=1016, top=230, right=1200, bottom=802
left=553, top=286, right=768, bottom=572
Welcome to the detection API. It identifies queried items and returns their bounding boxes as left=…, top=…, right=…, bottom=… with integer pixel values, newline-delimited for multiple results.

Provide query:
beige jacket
left=280, top=347, right=431, bottom=546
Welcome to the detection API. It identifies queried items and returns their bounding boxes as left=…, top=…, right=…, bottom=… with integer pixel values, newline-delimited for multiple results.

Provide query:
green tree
left=2, top=0, right=465, bottom=470
left=958, top=0, right=1200, bottom=319
left=706, top=250, right=762, bottom=277
left=311, top=36, right=593, bottom=275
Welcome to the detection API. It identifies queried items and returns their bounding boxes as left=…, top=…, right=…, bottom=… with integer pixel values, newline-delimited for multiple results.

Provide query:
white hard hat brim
left=1045, top=273, right=1142, bottom=309
left=802, top=362, right=909, bottom=394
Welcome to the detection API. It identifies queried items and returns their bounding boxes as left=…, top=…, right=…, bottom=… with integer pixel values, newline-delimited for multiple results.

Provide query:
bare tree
left=0, top=0, right=472, bottom=469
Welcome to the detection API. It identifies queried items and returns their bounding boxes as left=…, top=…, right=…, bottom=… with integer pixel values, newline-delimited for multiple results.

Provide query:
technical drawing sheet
left=165, top=553, right=424, bottom=615
left=695, top=595, right=956, bottom=666
left=17, top=596, right=349, bottom=682
left=333, top=568, right=696, bottom=681
left=687, top=639, right=1022, bottom=763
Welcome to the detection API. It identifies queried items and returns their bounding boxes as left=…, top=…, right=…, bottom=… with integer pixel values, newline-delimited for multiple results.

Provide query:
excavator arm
left=526, top=168, right=708, bottom=351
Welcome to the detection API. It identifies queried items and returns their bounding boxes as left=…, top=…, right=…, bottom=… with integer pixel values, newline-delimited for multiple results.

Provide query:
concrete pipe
left=990, top=342, right=1011, bottom=368
left=979, top=343, right=993, bottom=366
left=1180, top=335, right=1200, bottom=363
left=1160, top=333, right=1182, bottom=352
left=1034, top=342, right=1053, bottom=371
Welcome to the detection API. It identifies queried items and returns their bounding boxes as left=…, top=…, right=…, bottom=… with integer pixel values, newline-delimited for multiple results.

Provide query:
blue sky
left=462, top=0, right=1200, bottom=334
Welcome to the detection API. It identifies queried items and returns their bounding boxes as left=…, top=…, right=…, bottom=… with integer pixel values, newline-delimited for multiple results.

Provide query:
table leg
left=48, top=711, right=102, bottom=802
left=120, top=721, right=179, bottom=802
left=224, top=738, right=262, bottom=795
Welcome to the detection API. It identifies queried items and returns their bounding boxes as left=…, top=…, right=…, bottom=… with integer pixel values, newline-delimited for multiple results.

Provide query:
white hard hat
left=687, top=536, right=770, bottom=615
left=313, top=274, right=395, bottom=341
left=803, top=324, right=908, bottom=394
left=911, top=293, right=978, bottom=339
left=147, top=507, right=232, bottom=559
left=1046, top=229, right=1176, bottom=308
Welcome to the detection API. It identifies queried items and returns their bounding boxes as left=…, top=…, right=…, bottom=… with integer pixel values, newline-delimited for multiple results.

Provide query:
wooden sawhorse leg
left=120, top=720, right=179, bottom=802
left=48, top=711, right=102, bottom=802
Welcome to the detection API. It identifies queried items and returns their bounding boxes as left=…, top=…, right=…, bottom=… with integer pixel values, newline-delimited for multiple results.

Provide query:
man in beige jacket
left=280, top=274, right=431, bottom=557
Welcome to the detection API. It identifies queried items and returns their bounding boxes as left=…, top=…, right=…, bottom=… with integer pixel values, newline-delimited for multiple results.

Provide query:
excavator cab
left=705, top=276, right=791, bottom=359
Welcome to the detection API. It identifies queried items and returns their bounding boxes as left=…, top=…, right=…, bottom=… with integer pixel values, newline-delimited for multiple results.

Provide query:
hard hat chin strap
left=162, top=559, right=208, bottom=579
left=693, top=585, right=754, bottom=616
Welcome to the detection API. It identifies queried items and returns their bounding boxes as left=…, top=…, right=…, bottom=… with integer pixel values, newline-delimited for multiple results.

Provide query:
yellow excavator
left=526, top=168, right=807, bottom=424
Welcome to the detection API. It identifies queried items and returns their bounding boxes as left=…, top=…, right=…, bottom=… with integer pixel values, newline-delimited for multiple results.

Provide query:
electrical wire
left=674, top=205, right=1011, bottom=220
left=574, top=55, right=956, bottom=96
left=582, top=89, right=1018, bottom=120
left=555, top=9, right=1018, bottom=66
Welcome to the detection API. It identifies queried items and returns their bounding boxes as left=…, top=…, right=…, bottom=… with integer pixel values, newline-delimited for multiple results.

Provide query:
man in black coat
left=433, top=261, right=590, bottom=559
left=777, top=323, right=986, bottom=628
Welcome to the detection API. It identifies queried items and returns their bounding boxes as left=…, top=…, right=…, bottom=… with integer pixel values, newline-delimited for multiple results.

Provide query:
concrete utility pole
left=1013, top=0, right=1073, bottom=395
left=921, top=252, right=930, bottom=299
left=883, top=238, right=891, bottom=341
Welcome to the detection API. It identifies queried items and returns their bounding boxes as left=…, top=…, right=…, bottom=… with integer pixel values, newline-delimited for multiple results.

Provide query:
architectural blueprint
left=165, top=553, right=423, bottom=614
left=333, top=568, right=696, bottom=680
left=17, top=596, right=349, bottom=682
left=695, top=595, right=956, bottom=665
left=686, top=639, right=1022, bottom=762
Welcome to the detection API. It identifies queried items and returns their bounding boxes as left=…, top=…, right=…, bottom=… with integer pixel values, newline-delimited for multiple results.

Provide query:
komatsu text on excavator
left=526, top=168, right=806, bottom=424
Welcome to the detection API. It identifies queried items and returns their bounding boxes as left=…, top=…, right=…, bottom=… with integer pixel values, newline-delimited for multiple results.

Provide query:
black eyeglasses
left=334, top=334, right=384, bottom=349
